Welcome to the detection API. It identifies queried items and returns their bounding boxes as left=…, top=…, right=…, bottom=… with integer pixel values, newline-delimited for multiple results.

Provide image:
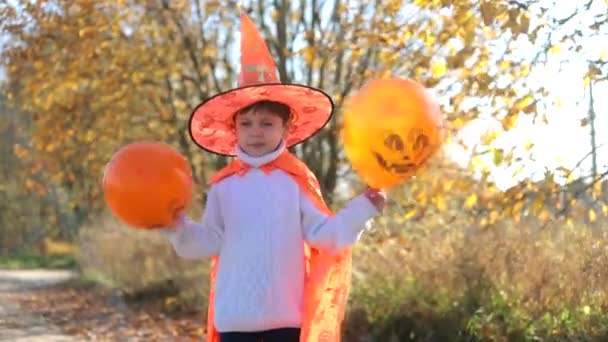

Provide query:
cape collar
left=236, top=140, right=286, bottom=168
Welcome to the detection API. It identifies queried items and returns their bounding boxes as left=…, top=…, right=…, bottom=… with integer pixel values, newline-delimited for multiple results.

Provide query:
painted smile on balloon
left=372, top=131, right=431, bottom=175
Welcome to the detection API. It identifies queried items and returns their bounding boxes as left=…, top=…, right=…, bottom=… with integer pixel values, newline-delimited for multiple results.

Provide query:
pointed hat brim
left=189, top=83, right=334, bottom=156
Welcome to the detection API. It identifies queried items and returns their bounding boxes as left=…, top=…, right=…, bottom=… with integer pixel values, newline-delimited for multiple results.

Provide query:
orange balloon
left=342, top=78, right=444, bottom=189
left=102, top=142, right=194, bottom=229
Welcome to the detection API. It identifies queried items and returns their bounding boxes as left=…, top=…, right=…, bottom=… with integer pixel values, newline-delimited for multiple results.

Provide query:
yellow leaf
left=516, top=95, right=534, bottom=110
left=589, top=209, right=597, bottom=222
left=164, top=296, right=177, bottom=306
left=583, top=305, right=591, bottom=315
left=481, top=130, right=500, bottom=145
left=566, top=172, right=576, bottom=184
left=436, top=196, right=446, bottom=211
left=541, top=113, right=549, bottom=124
left=520, top=64, right=530, bottom=77
left=471, top=155, right=486, bottom=170
left=601, top=51, right=607, bottom=61
left=404, top=209, right=417, bottom=220
left=300, top=46, right=316, bottom=66
left=78, top=27, right=96, bottom=38
left=512, top=200, right=524, bottom=221
left=465, top=194, right=477, bottom=209
left=548, top=44, right=562, bottom=54
left=452, top=117, right=465, bottom=128
left=425, top=33, right=436, bottom=47
left=489, top=210, right=499, bottom=224
left=584, top=75, right=594, bottom=87
left=415, top=191, right=428, bottom=205
left=25, top=179, right=35, bottom=190
left=493, top=148, right=504, bottom=165
left=480, top=2, right=495, bottom=26
left=84, top=130, right=95, bottom=143
left=603, top=204, right=608, bottom=216
left=431, top=61, right=447, bottom=78
left=499, top=60, right=510, bottom=71
left=501, top=113, right=518, bottom=130
left=443, top=180, right=455, bottom=191
left=593, top=182, right=603, bottom=197
left=539, top=209, right=551, bottom=223
left=520, top=13, right=530, bottom=33
left=13, top=144, right=29, bottom=158
left=531, top=195, right=544, bottom=213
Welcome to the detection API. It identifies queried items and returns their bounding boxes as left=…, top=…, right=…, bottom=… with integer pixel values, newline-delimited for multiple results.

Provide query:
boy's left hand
left=364, top=187, right=387, bottom=212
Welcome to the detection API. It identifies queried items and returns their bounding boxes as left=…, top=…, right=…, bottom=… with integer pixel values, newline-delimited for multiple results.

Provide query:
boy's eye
left=262, top=122, right=274, bottom=126
left=238, top=121, right=251, bottom=126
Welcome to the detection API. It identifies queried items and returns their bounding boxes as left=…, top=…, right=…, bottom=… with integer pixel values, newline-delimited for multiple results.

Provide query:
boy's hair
left=234, top=100, right=292, bottom=125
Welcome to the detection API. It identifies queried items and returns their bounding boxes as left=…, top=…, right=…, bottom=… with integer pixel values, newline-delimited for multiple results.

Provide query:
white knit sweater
left=164, top=143, right=378, bottom=332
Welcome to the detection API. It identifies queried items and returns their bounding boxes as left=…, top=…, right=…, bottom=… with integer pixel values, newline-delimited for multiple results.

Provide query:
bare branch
left=160, top=0, right=208, bottom=100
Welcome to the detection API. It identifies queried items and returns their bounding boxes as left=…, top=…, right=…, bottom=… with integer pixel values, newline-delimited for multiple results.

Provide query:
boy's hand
left=149, top=209, right=185, bottom=230
left=169, top=208, right=186, bottom=228
left=364, top=187, right=387, bottom=212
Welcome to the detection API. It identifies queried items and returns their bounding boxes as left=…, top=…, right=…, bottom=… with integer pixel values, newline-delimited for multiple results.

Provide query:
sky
left=443, top=0, right=608, bottom=190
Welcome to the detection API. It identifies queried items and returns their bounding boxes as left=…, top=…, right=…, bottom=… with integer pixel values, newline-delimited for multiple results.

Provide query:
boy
left=165, top=14, right=385, bottom=342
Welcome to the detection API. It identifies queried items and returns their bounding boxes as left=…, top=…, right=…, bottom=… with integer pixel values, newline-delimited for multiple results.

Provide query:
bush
left=76, top=213, right=211, bottom=310
left=76, top=212, right=608, bottom=341
left=343, top=215, right=608, bottom=341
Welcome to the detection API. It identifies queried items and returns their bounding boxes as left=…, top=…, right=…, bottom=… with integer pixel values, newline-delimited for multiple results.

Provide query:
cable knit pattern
left=164, top=143, right=378, bottom=332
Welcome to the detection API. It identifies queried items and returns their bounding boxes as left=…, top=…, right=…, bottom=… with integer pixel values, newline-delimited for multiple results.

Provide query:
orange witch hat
left=188, top=13, right=334, bottom=156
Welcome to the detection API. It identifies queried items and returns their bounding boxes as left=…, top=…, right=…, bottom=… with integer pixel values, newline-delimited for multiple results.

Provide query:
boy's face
left=235, top=107, right=288, bottom=157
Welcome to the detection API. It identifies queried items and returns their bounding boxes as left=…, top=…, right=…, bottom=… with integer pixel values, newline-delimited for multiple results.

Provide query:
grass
left=0, top=253, right=78, bottom=270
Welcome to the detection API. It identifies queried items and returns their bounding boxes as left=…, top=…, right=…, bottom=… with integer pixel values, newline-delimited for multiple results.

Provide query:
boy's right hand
left=169, top=209, right=186, bottom=228
left=364, top=187, right=387, bottom=212
left=150, top=209, right=185, bottom=230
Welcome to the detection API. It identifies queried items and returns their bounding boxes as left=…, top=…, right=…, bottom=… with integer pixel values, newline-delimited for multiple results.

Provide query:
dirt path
left=0, top=269, right=77, bottom=342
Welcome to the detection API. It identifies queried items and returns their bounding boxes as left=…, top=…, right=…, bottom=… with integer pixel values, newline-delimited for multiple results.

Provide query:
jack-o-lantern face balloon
left=342, top=78, right=444, bottom=189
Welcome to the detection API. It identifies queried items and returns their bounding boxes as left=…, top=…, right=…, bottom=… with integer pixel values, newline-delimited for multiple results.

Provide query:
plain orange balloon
left=342, top=78, right=444, bottom=189
left=102, top=142, right=194, bottom=229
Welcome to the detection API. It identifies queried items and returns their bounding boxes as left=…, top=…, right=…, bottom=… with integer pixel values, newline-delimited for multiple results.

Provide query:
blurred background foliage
left=1, top=0, right=608, bottom=340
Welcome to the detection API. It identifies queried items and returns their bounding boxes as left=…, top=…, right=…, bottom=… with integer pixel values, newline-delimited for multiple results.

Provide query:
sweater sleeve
left=163, top=185, right=223, bottom=259
left=301, top=191, right=378, bottom=255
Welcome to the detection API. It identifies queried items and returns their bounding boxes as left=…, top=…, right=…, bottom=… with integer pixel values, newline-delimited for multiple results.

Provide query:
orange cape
left=205, top=151, right=351, bottom=342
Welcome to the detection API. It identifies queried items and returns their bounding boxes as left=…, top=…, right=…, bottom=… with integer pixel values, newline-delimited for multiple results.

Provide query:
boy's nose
left=251, top=125, right=264, bottom=134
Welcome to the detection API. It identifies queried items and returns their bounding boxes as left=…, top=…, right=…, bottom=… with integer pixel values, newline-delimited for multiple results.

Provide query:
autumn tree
left=1, top=0, right=607, bottom=241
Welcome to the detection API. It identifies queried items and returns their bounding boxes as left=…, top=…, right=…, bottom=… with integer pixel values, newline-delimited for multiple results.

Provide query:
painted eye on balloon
left=413, top=134, right=430, bottom=151
left=384, top=133, right=404, bottom=151
left=407, top=128, right=431, bottom=152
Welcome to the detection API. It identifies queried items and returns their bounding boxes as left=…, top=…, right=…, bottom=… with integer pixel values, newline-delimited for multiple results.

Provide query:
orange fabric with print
left=205, top=151, right=351, bottom=342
